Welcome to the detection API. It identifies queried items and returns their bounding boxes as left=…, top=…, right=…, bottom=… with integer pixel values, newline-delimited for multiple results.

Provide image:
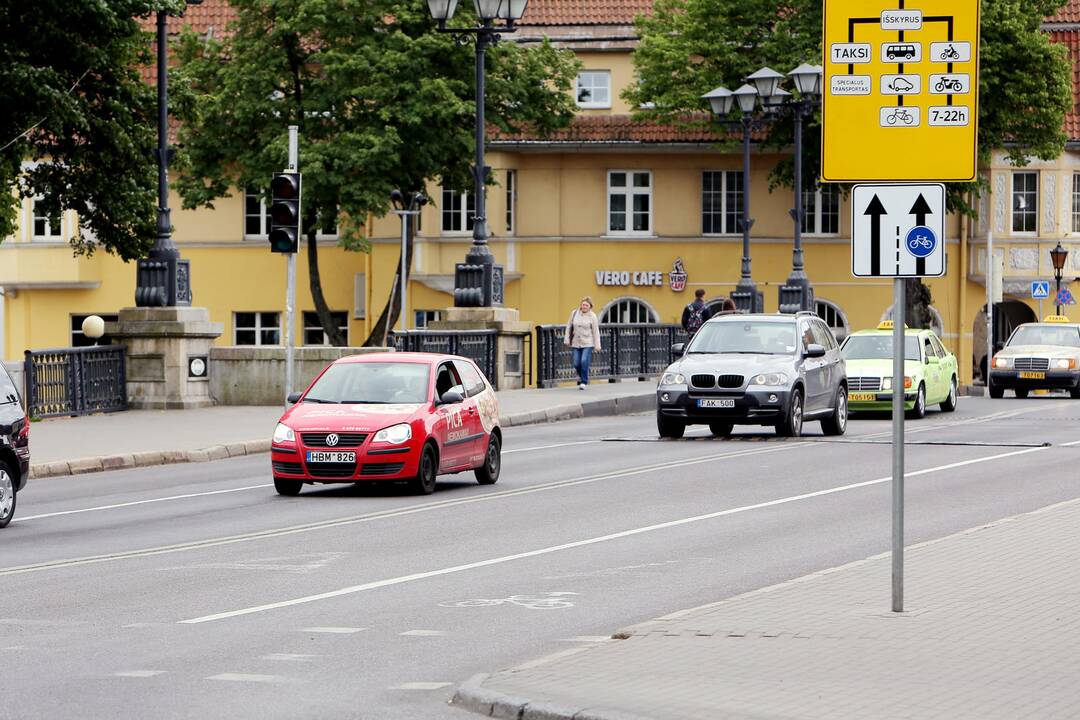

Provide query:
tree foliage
left=173, top=0, right=579, bottom=344
left=0, top=0, right=182, bottom=258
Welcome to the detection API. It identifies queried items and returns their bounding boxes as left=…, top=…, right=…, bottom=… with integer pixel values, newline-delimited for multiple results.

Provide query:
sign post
left=285, top=125, right=299, bottom=408
left=891, top=278, right=905, bottom=612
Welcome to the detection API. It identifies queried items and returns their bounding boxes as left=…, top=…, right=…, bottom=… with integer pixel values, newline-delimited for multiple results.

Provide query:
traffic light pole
left=284, top=126, right=299, bottom=408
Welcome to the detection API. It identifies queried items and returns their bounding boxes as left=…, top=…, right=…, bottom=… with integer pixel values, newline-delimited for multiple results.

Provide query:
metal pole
left=400, top=212, right=408, bottom=333
left=792, top=106, right=805, bottom=278
left=986, top=229, right=994, bottom=385
left=1056, top=269, right=1063, bottom=316
left=471, top=30, right=491, bottom=253
left=154, top=10, right=172, bottom=254
left=740, top=119, right=753, bottom=284
left=892, top=277, right=906, bottom=613
left=284, top=125, right=298, bottom=408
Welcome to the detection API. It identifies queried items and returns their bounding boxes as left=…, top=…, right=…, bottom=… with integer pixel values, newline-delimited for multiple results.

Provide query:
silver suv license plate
left=307, top=451, right=356, bottom=463
left=697, top=398, right=735, bottom=409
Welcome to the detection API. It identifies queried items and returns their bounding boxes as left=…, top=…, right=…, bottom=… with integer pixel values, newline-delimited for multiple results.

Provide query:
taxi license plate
left=849, top=393, right=876, bottom=401
left=306, top=451, right=356, bottom=463
left=1019, top=371, right=1046, bottom=380
left=697, top=398, right=735, bottom=409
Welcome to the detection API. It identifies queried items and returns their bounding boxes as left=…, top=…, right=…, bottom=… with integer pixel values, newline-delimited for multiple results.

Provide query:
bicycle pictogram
left=886, top=108, right=915, bottom=126
left=934, top=76, right=963, bottom=93
left=439, top=592, right=578, bottom=610
left=905, top=225, right=937, bottom=259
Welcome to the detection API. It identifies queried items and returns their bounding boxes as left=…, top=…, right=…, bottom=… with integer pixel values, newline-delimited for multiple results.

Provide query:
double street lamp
left=427, top=0, right=529, bottom=308
left=704, top=63, right=823, bottom=314
left=1050, top=242, right=1070, bottom=315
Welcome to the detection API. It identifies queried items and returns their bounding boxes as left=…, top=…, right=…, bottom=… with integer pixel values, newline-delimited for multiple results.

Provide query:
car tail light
left=18, top=420, right=29, bottom=439
left=904, top=376, right=913, bottom=389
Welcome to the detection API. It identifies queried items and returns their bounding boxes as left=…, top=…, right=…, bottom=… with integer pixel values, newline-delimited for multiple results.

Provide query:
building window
left=415, top=310, right=442, bottom=328
left=803, top=184, right=841, bottom=234
left=608, top=171, right=651, bottom=235
left=234, top=312, right=281, bottom=345
left=814, top=299, right=849, bottom=342
left=1072, top=173, right=1080, bottom=234
left=244, top=188, right=337, bottom=239
left=302, top=310, right=348, bottom=345
left=576, top=71, right=611, bottom=108
left=441, top=188, right=475, bottom=234
left=702, top=171, right=743, bottom=235
left=1011, top=172, right=1038, bottom=234
left=70, top=314, right=118, bottom=347
left=32, top=199, right=62, bottom=240
left=505, top=170, right=516, bottom=235
left=600, top=297, right=658, bottom=324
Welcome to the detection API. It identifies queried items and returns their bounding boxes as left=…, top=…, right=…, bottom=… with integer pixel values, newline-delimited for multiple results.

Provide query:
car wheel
left=821, top=385, right=848, bottom=436
left=776, top=389, right=803, bottom=438
left=410, top=444, right=438, bottom=495
left=1014, top=388, right=1029, bottom=399
left=474, top=434, right=501, bottom=485
left=906, top=384, right=926, bottom=419
left=709, top=422, right=734, bottom=437
left=273, top=477, right=303, bottom=496
left=988, top=380, right=1004, bottom=399
left=0, top=462, right=16, bottom=529
left=657, top=412, right=685, bottom=439
left=940, top=377, right=958, bottom=412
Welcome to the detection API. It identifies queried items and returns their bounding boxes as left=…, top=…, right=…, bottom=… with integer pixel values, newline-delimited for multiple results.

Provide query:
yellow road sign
left=821, top=0, right=980, bottom=182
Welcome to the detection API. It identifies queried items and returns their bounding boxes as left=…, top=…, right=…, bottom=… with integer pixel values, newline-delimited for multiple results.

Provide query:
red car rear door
left=432, top=361, right=470, bottom=470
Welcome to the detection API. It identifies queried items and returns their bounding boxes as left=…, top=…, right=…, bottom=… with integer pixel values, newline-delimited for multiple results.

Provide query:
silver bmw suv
left=656, top=312, right=848, bottom=438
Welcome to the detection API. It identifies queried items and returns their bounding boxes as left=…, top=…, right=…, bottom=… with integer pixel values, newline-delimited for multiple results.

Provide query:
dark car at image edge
left=0, top=363, right=30, bottom=528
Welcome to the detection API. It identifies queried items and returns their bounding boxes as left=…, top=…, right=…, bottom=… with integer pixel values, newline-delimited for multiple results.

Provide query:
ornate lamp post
left=389, top=190, right=428, bottom=336
left=1050, top=241, right=1069, bottom=315
left=135, top=0, right=201, bottom=307
left=427, top=0, right=528, bottom=307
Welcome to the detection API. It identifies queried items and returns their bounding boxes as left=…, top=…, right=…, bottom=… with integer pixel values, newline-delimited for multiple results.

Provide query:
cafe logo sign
left=668, top=258, right=688, bottom=292
left=594, top=259, right=688, bottom=291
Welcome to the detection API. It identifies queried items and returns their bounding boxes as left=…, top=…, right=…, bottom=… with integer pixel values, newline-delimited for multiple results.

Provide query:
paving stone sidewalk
left=454, top=498, right=1080, bottom=720
left=29, top=380, right=656, bottom=478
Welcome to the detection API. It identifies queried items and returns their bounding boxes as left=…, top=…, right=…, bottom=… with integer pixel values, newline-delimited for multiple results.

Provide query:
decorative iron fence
left=390, top=330, right=499, bottom=389
left=24, top=345, right=127, bottom=418
left=535, top=324, right=687, bottom=388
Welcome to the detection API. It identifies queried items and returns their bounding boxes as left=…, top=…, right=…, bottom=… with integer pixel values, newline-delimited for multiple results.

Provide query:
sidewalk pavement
left=29, top=380, right=656, bottom=479
left=454, top=498, right=1080, bottom=720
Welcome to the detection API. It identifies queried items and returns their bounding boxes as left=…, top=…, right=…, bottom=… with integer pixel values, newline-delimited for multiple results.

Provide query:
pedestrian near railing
left=563, top=297, right=602, bottom=389
left=538, top=323, right=686, bottom=388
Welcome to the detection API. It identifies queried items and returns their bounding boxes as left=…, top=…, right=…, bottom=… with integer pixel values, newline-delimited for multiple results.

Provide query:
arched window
left=704, top=297, right=731, bottom=315
left=600, top=297, right=658, bottom=324
left=815, top=299, right=850, bottom=342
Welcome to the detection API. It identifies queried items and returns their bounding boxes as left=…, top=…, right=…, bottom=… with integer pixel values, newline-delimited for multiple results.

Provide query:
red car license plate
left=306, top=451, right=356, bottom=463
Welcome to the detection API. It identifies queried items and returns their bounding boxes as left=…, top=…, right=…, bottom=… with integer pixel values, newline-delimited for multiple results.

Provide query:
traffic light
left=269, top=172, right=301, bottom=253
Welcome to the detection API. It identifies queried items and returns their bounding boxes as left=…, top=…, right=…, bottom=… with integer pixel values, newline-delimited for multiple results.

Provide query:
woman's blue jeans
left=571, top=347, right=594, bottom=385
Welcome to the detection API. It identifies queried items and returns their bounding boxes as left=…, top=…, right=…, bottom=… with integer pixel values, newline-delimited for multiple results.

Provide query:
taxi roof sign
left=1043, top=315, right=1071, bottom=323
left=876, top=320, right=909, bottom=330
left=821, top=0, right=980, bottom=182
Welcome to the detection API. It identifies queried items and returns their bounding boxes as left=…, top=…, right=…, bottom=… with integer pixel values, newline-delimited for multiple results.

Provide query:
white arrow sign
left=851, top=183, right=946, bottom=278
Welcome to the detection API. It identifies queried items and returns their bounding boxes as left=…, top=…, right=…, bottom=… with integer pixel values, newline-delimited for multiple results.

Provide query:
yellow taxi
left=988, top=315, right=1080, bottom=399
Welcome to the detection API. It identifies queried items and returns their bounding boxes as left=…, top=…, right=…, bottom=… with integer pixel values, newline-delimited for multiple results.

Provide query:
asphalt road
left=4, top=396, right=1080, bottom=720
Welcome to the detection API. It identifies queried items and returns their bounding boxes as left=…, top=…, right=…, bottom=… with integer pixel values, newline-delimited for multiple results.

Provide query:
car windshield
left=303, top=362, right=430, bottom=404
left=687, top=321, right=798, bottom=355
left=1008, top=325, right=1080, bottom=348
left=841, top=335, right=921, bottom=361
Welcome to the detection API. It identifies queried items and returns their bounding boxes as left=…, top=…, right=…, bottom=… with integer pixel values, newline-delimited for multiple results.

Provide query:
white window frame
left=505, top=169, right=516, bottom=236
left=576, top=70, right=612, bottom=109
left=607, top=170, right=652, bottom=237
left=802, top=184, right=841, bottom=236
left=31, top=198, right=64, bottom=241
left=1011, top=171, right=1038, bottom=236
left=599, top=296, right=659, bottom=324
left=302, top=310, right=348, bottom=346
left=233, top=311, right=282, bottom=346
left=440, top=187, right=475, bottom=235
left=1071, top=172, right=1080, bottom=235
left=243, top=187, right=337, bottom=241
left=814, top=299, right=850, bottom=342
left=701, top=170, right=743, bottom=236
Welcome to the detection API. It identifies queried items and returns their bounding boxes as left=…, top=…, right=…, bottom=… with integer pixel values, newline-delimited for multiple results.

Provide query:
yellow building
left=3, top=0, right=1079, bottom=388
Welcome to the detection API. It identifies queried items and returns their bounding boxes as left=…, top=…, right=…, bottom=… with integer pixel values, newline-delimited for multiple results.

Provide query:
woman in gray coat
left=564, top=296, right=602, bottom=389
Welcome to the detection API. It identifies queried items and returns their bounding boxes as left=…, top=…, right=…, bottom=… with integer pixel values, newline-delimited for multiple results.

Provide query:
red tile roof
left=1049, top=30, right=1080, bottom=140
left=1046, top=0, right=1080, bottom=24
left=518, top=0, right=653, bottom=26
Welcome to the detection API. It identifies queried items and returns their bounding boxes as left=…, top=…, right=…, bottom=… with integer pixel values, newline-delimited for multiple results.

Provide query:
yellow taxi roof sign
left=1043, top=315, right=1071, bottom=323
left=877, top=320, right=909, bottom=330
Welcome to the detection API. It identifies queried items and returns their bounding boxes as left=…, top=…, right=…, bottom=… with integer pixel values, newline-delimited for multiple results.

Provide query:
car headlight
left=993, top=356, right=1011, bottom=369
left=659, top=372, right=687, bottom=386
left=751, top=373, right=788, bottom=386
left=373, top=423, right=413, bottom=444
left=904, top=376, right=913, bottom=389
left=882, top=376, right=892, bottom=390
left=1053, top=358, right=1077, bottom=370
left=273, top=423, right=295, bottom=444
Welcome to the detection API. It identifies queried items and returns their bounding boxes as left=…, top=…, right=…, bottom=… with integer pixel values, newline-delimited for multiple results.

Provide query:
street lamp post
left=389, top=190, right=428, bottom=337
left=135, top=1, right=200, bottom=308
left=427, top=0, right=528, bottom=308
left=1050, top=241, right=1069, bottom=315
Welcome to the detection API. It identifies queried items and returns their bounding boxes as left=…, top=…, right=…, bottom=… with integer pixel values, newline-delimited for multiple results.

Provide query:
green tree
left=627, top=0, right=1073, bottom=328
left=0, top=0, right=182, bottom=258
left=173, top=0, right=578, bottom=345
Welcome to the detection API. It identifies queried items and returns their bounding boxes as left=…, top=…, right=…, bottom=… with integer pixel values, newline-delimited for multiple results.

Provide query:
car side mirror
left=286, top=392, right=302, bottom=404
left=804, top=343, right=826, bottom=359
left=671, top=343, right=685, bottom=358
left=927, top=355, right=939, bottom=365
left=439, top=389, right=465, bottom=406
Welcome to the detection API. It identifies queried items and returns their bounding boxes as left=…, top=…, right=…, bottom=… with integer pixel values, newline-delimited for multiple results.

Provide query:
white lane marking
left=399, top=630, right=447, bottom=636
left=300, top=626, right=365, bottom=634
left=2, top=444, right=804, bottom=577
left=391, top=682, right=453, bottom=690
left=262, top=653, right=319, bottom=662
left=16, top=484, right=270, bottom=523
left=179, top=444, right=1052, bottom=624
left=114, top=671, right=166, bottom=678
left=206, top=673, right=283, bottom=683
left=557, top=636, right=612, bottom=643
left=504, top=440, right=601, bottom=455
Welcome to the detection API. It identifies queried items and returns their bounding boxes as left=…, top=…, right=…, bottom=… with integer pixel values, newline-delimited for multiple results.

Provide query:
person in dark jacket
left=681, top=289, right=713, bottom=337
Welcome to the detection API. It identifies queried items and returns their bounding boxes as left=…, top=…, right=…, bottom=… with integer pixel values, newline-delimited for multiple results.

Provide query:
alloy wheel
left=0, top=469, right=13, bottom=522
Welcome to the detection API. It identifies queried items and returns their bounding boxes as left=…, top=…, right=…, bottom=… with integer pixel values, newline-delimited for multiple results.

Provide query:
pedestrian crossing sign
left=1031, top=281, right=1051, bottom=299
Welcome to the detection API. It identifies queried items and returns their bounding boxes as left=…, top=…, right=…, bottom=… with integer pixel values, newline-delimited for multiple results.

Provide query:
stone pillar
left=107, top=307, right=223, bottom=409
left=430, top=307, right=531, bottom=390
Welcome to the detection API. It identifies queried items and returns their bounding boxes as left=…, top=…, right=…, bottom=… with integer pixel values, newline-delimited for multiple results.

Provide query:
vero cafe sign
left=594, top=258, right=689, bottom=292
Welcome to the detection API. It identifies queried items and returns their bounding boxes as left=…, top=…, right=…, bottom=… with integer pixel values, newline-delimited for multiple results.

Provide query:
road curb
left=452, top=672, right=654, bottom=720
left=27, top=391, right=655, bottom=480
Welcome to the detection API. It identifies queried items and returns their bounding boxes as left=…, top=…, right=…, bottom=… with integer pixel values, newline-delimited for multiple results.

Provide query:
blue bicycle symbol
left=905, top=226, right=937, bottom=258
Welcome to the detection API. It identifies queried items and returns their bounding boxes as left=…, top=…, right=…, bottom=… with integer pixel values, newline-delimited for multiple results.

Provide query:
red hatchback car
left=271, top=353, right=502, bottom=496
